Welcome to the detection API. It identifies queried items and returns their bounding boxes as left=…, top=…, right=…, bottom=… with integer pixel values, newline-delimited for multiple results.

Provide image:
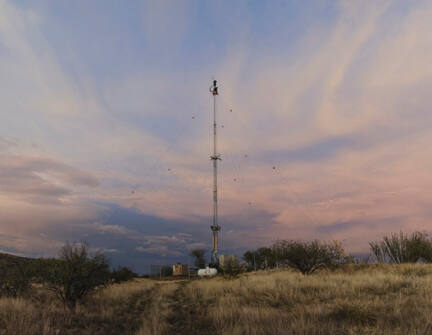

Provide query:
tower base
left=210, top=225, right=221, bottom=266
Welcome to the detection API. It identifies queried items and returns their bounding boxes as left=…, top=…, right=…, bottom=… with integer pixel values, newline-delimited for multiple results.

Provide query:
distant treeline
left=242, top=231, right=432, bottom=274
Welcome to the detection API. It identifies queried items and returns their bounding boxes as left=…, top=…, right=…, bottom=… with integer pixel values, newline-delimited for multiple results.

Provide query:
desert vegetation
left=2, top=233, right=432, bottom=334
left=2, top=265, right=432, bottom=334
left=370, top=231, right=432, bottom=264
left=243, top=239, right=349, bottom=274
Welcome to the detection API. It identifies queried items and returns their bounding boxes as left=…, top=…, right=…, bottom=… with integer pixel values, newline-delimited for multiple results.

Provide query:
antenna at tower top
left=210, top=80, right=218, bottom=96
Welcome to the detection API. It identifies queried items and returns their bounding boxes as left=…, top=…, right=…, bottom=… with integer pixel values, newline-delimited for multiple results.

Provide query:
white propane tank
left=197, top=267, right=218, bottom=277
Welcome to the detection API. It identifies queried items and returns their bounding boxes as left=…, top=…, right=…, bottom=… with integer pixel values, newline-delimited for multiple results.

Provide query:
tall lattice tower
left=210, top=79, right=221, bottom=266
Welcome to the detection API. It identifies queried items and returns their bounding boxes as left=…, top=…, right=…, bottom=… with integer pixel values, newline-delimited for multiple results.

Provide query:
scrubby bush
left=274, top=239, right=348, bottom=275
left=40, top=242, right=111, bottom=310
left=220, top=256, right=243, bottom=278
left=243, top=247, right=278, bottom=271
left=111, top=266, right=138, bottom=283
left=370, top=231, right=432, bottom=264
left=243, top=240, right=348, bottom=274
left=0, top=258, right=31, bottom=298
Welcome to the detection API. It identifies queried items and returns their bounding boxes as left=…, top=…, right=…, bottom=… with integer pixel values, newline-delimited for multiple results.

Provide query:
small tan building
left=173, top=263, right=188, bottom=276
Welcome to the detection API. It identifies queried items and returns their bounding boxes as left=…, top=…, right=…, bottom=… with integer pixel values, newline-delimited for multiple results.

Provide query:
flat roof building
left=173, top=263, right=188, bottom=276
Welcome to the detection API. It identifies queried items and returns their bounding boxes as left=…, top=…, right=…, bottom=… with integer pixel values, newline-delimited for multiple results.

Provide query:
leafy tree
left=41, top=242, right=111, bottom=310
left=111, top=266, right=138, bottom=283
left=370, top=231, right=432, bottom=264
left=189, top=249, right=206, bottom=268
left=274, top=240, right=347, bottom=275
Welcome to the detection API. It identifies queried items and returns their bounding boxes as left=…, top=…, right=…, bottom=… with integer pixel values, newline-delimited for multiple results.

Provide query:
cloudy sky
left=1, top=0, right=432, bottom=271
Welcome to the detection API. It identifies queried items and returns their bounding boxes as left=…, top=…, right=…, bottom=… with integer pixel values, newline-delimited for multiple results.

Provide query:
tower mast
left=210, top=79, right=221, bottom=266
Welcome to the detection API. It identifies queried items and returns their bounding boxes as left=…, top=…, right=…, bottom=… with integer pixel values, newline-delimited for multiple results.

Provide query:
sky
left=1, top=0, right=432, bottom=272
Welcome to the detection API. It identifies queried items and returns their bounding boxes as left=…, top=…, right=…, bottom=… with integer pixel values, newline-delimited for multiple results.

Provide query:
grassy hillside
left=0, top=252, right=33, bottom=264
left=1, top=264, right=432, bottom=334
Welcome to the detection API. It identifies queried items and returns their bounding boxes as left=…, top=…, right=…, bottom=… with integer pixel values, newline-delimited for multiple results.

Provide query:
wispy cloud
left=2, top=0, right=432, bottom=265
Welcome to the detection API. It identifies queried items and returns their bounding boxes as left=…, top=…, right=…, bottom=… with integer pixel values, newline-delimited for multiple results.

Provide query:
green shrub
left=220, top=256, right=243, bottom=278
left=274, top=240, right=348, bottom=275
left=111, top=266, right=138, bottom=283
left=40, top=242, right=111, bottom=310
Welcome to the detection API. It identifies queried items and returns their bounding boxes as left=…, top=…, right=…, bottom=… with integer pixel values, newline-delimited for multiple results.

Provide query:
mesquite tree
left=41, top=242, right=111, bottom=310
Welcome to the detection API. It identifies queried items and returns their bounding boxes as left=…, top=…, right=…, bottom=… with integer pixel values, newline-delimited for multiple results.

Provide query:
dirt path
left=58, top=280, right=216, bottom=335
left=120, top=285, right=162, bottom=334
left=134, top=279, right=217, bottom=335
left=164, top=281, right=190, bottom=334
left=134, top=281, right=179, bottom=335
left=163, top=281, right=217, bottom=335
left=93, top=284, right=161, bottom=335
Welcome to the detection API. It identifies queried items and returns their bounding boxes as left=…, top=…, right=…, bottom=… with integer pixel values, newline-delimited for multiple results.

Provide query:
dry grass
left=175, top=264, right=432, bottom=334
left=0, top=278, right=157, bottom=335
left=2, top=265, right=432, bottom=334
